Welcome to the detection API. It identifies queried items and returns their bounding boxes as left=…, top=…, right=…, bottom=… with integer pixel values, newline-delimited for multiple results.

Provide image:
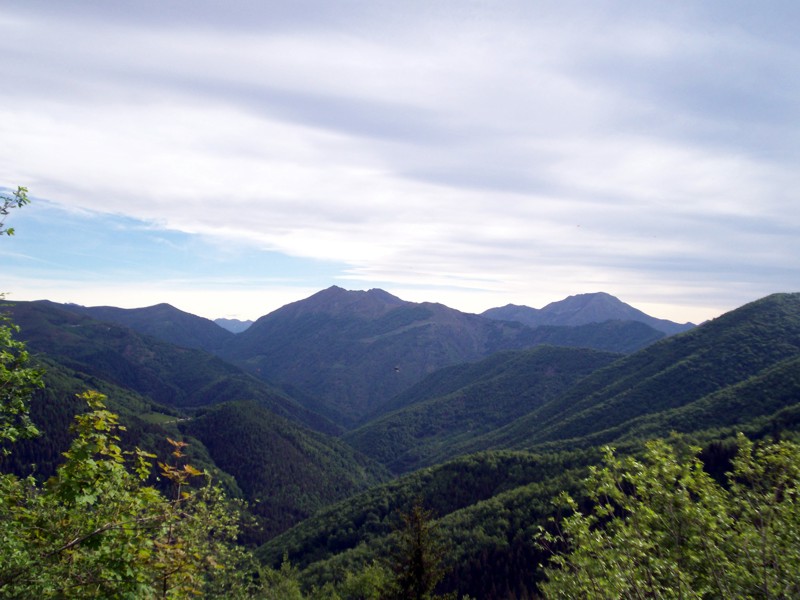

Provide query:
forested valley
left=4, top=194, right=800, bottom=598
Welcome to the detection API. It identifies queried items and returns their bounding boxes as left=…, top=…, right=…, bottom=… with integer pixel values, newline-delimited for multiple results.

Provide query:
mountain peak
left=278, top=286, right=406, bottom=319
left=53, top=301, right=234, bottom=351
left=214, top=317, right=254, bottom=333
left=483, top=292, right=694, bottom=335
left=540, top=292, right=629, bottom=319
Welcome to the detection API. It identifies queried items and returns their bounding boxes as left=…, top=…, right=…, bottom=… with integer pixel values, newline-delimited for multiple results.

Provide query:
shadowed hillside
left=344, top=346, right=621, bottom=473
left=179, top=401, right=388, bottom=542
left=5, top=300, right=339, bottom=434
left=63, top=301, right=234, bottom=353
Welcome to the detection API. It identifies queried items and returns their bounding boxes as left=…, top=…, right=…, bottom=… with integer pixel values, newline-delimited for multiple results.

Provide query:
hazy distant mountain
left=482, top=292, right=694, bottom=335
left=63, top=302, right=233, bottom=352
left=219, top=286, right=663, bottom=426
left=214, top=317, right=254, bottom=333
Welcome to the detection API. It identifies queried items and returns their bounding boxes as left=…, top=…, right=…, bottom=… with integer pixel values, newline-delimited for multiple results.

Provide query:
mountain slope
left=462, top=292, right=800, bottom=454
left=344, top=346, right=620, bottom=472
left=220, top=286, right=664, bottom=426
left=4, top=303, right=388, bottom=542
left=515, top=319, right=664, bottom=353
left=220, top=287, right=526, bottom=425
left=585, top=353, right=800, bottom=447
left=253, top=294, right=800, bottom=599
left=256, top=448, right=597, bottom=592
left=179, top=401, right=388, bottom=541
left=2, top=355, right=387, bottom=544
left=483, top=291, right=694, bottom=335
left=61, top=301, right=234, bottom=353
left=6, top=300, right=339, bottom=434
left=0, top=356, right=246, bottom=502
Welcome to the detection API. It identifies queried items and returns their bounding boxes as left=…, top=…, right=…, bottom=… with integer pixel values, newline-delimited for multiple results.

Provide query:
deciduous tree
left=539, top=435, right=800, bottom=599
left=0, top=391, right=260, bottom=598
left=0, top=186, right=29, bottom=236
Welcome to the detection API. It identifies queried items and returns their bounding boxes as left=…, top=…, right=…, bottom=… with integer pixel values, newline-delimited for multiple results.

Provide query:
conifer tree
left=389, top=499, right=449, bottom=600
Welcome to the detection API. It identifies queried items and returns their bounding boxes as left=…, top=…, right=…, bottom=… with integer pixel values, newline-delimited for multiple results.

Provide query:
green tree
left=538, top=435, right=800, bottom=599
left=0, top=312, right=43, bottom=449
left=0, top=184, right=42, bottom=448
left=0, top=187, right=273, bottom=597
left=388, top=500, right=450, bottom=600
left=0, top=390, right=260, bottom=598
left=0, top=186, right=29, bottom=236
left=337, top=561, right=394, bottom=600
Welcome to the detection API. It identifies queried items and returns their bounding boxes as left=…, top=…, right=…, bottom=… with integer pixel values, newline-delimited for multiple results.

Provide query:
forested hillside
left=455, top=292, right=800, bottom=455
left=64, top=302, right=234, bottom=353
left=4, top=287, right=800, bottom=599
left=257, top=448, right=600, bottom=598
left=344, top=346, right=621, bottom=473
left=179, top=401, right=388, bottom=542
left=5, top=300, right=339, bottom=434
left=253, top=293, right=800, bottom=598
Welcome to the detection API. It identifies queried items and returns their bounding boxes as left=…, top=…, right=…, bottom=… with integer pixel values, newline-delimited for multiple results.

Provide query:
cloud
left=1, top=1, right=798, bottom=323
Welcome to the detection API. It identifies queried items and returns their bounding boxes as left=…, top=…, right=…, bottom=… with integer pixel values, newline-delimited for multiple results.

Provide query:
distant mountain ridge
left=6, top=300, right=338, bottom=434
left=214, top=318, right=254, bottom=333
left=37, top=287, right=680, bottom=428
left=65, top=302, right=234, bottom=352
left=482, top=291, right=694, bottom=335
left=217, top=286, right=666, bottom=425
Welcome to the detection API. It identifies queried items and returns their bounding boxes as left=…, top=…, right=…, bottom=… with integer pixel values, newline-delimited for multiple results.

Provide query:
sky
left=2, top=1, right=799, bottom=323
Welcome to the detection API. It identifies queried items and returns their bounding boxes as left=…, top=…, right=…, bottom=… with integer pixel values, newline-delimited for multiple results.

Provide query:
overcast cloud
left=2, top=1, right=799, bottom=322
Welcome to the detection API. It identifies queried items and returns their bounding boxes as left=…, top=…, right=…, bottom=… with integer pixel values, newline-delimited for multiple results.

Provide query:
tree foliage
left=0, top=258, right=279, bottom=598
left=0, top=186, right=29, bottom=236
left=539, top=435, right=800, bottom=599
left=0, top=310, right=44, bottom=449
left=388, top=500, right=449, bottom=600
left=0, top=390, right=263, bottom=598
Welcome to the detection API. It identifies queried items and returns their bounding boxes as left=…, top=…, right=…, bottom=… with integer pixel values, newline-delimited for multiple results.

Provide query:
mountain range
left=6, top=287, right=800, bottom=599
left=51, top=287, right=684, bottom=426
left=256, top=292, right=800, bottom=597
